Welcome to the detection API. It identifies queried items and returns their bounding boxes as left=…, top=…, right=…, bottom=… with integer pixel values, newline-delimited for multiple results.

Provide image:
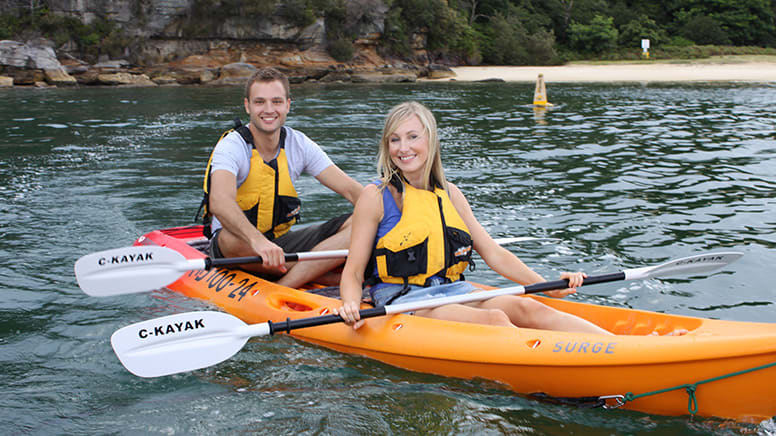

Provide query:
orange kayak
left=134, top=225, right=776, bottom=423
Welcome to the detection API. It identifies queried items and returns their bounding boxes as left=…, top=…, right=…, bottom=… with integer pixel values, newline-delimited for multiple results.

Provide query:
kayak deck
left=134, top=226, right=776, bottom=423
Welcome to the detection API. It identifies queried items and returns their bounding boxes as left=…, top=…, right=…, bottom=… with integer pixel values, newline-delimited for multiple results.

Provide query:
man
left=203, top=67, right=362, bottom=288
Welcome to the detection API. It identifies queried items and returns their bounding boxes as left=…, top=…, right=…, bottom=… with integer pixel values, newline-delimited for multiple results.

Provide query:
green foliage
left=670, top=0, right=776, bottom=46
left=651, top=44, right=776, bottom=59
left=569, top=14, right=618, bottom=54
left=667, top=36, right=696, bottom=47
left=4, top=0, right=776, bottom=67
left=478, top=5, right=558, bottom=65
left=328, top=38, right=355, bottom=61
left=278, top=0, right=317, bottom=28
left=0, top=14, right=20, bottom=39
left=448, top=14, right=482, bottom=63
left=381, top=4, right=407, bottom=56
left=0, top=9, right=125, bottom=62
left=381, top=0, right=484, bottom=62
left=675, top=13, right=730, bottom=46
left=618, top=14, right=667, bottom=48
left=323, top=0, right=353, bottom=60
left=481, top=13, right=528, bottom=65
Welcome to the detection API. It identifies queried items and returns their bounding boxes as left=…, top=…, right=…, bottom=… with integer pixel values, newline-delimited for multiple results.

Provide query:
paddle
left=110, top=251, right=742, bottom=378
left=75, top=236, right=550, bottom=297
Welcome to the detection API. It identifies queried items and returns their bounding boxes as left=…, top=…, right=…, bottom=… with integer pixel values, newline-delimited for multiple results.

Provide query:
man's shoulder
left=283, top=126, right=315, bottom=147
left=215, top=129, right=250, bottom=152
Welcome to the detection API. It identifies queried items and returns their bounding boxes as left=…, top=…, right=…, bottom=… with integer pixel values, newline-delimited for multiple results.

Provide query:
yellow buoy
left=533, top=74, right=552, bottom=107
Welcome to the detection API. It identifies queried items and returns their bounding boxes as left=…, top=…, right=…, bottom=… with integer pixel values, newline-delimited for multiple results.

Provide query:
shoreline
left=446, top=61, right=776, bottom=83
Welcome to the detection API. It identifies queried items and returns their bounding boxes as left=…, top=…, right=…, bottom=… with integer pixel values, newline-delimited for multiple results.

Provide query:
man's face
left=244, top=80, right=290, bottom=135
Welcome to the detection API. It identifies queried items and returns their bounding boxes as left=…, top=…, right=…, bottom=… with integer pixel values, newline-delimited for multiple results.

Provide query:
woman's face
left=388, top=114, right=428, bottom=181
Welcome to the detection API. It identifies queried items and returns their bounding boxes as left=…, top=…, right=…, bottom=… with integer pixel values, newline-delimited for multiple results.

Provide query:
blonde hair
left=377, top=101, right=447, bottom=192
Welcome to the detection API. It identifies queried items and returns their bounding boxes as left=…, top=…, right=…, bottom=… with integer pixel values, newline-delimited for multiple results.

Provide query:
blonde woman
left=336, top=101, right=611, bottom=335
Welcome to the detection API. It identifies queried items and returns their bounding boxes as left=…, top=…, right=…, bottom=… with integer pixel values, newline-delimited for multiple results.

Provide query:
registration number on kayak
left=185, top=268, right=258, bottom=301
left=552, top=341, right=616, bottom=354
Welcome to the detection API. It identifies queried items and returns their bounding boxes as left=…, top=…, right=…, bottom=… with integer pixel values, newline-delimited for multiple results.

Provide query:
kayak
left=133, top=225, right=776, bottom=423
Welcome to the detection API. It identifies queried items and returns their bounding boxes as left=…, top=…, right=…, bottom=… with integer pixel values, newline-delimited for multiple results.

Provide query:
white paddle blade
left=625, top=252, right=743, bottom=281
left=111, top=311, right=268, bottom=378
left=75, top=246, right=205, bottom=297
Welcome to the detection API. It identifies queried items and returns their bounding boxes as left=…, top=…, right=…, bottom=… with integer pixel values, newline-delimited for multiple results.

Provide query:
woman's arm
left=337, top=183, right=383, bottom=326
left=447, top=183, right=544, bottom=285
left=448, top=183, right=585, bottom=295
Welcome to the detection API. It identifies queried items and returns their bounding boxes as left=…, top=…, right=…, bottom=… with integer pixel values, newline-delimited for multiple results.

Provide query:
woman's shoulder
left=359, top=183, right=385, bottom=204
left=364, top=182, right=381, bottom=193
left=445, top=181, right=465, bottom=199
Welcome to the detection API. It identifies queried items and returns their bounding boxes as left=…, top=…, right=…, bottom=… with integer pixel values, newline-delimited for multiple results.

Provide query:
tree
left=569, top=14, right=618, bottom=53
left=479, top=3, right=557, bottom=65
left=618, top=14, right=667, bottom=48
left=677, top=13, right=730, bottom=45
left=669, top=0, right=776, bottom=46
left=537, top=0, right=608, bottom=44
left=457, top=0, right=486, bottom=25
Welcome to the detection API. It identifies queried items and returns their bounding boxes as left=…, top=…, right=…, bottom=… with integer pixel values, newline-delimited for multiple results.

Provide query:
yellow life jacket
left=373, top=179, right=473, bottom=286
left=200, top=122, right=300, bottom=240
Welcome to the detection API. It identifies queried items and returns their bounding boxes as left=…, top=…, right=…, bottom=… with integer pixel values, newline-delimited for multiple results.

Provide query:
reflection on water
left=0, top=83, right=774, bottom=434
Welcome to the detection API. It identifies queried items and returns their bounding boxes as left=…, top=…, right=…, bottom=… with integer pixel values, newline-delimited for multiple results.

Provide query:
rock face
left=0, top=0, right=457, bottom=87
left=0, top=40, right=77, bottom=86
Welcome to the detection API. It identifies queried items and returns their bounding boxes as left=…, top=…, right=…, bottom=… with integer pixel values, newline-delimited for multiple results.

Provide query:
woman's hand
left=544, top=271, right=587, bottom=298
left=333, top=300, right=365, bottom=330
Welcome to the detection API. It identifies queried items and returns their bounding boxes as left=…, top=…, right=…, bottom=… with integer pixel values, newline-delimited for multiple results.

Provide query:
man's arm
left=314, top=165, right=363, bottom=205
left=208, top=169, right=286, bottom=267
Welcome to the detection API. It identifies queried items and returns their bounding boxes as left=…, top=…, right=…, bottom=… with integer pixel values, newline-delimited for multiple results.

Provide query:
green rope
left=622, top=360, right=776, bottom=415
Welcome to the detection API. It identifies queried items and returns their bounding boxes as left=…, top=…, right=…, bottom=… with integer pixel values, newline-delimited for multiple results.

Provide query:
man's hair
left=244, top=67, right=291, bottom=100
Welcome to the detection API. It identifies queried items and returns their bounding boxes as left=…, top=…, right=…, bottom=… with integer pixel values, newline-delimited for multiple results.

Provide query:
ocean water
left=1, top=82, right=775, bottom=435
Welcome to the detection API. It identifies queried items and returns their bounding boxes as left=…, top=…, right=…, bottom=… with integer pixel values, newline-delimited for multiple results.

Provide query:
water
left=1, top=82, right=775, bottom=435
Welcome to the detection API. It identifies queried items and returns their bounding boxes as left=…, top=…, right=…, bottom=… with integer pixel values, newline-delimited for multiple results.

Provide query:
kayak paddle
left=110, top=251, right=742, bottom=378
left=74, top=236, right=550, bottom=297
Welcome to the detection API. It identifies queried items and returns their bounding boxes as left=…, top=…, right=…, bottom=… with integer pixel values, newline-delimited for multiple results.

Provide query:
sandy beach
left=448, top=60, right=776, bottom=83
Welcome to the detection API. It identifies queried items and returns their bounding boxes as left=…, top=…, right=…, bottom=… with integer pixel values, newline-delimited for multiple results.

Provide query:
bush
left=482, top=14, right=528, bottom=65
left=526, top=29, right=559, bottom=65
left=569, top=15, right=618, bottom=54
left=0, top=14, right=19, bottom=39
left=618, top=14, right=666, bottom=48
left=380, top=0, right=480, bottom=62
left=328, top=38, right=354, bottom=61
left=667, top=36, right=695, bottom=47
left=678, top=15, right=730, bottom=46
left=278, top=0, right=317, bottom=28
left=382, top=6, right=411, bottom=57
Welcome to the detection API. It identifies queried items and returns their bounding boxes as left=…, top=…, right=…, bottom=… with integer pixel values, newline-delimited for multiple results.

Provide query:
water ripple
left=1, top=83, right=775, bottom=434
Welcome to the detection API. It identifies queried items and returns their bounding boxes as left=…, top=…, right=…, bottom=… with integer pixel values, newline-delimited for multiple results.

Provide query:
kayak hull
left=135, top=226, right=776, bottom=422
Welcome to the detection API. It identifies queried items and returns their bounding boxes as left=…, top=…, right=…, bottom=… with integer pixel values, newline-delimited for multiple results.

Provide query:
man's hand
left=249, top=237, right=287, bottom=274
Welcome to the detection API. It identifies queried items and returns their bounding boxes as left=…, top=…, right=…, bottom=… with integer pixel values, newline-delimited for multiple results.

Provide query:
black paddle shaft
left=264, top=272, right=626, bottom=335
left=267, top=307, right=387, bottom=335
left=523, top=272, right=626, bottom=294
left=206, top=254, right=301, bottom=269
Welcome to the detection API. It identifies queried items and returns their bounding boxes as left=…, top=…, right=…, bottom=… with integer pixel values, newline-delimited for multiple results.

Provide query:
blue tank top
left=375, top=181, right=401, bottom=240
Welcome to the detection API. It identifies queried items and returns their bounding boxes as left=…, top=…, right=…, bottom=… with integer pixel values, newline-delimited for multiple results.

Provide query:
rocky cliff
left=0, top=0, right=455, bottom=88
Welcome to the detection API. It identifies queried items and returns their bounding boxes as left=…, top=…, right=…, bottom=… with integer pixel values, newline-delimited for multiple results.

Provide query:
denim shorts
left=370, top=278, right=476, bottom=307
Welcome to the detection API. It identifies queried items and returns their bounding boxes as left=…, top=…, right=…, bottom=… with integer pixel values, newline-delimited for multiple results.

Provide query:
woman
left=336, top=101, right=611, bottom=335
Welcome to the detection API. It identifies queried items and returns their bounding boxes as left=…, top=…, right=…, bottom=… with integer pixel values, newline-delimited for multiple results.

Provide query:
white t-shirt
left=209, top=125, right=334, bottom=231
